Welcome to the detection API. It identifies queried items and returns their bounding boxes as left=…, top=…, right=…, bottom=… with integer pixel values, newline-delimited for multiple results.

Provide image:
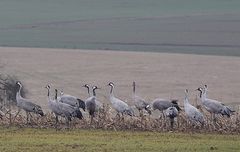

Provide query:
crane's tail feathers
left=124, top=107, right=135, bottom=116
left=33, top=106, right=44, bottom=116
left=77, top=99, right=86, bottom=111
left=75, top=109, right=83, bottom=119
left=222, top=106, right=235, bottom=117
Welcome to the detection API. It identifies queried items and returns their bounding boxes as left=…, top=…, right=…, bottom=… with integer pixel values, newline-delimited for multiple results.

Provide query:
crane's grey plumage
left=15, top=82, right=44, bottom=123
left=197, top=85, right=235, bottom=121
left=152, top=98, right=181, bottom=118
left=184, top=89, right=204, bottom=125
left=83, top=84, right=103, bottom=113
left=45, top=85, right=62, bottom=126
left=83, top=85, right=97, bottom=121
left=132, top=81, right=151, bottom=115
left=108, top=82, right=134, bottom=117
left=59, top=91, right=85, bottom=112
left=55, top=89, right=83, bottom=123
left=165, top=106, right=179, bottom=129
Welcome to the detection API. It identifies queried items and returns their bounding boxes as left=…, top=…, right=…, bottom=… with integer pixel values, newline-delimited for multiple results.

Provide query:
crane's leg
left=26, top=111, right=29, bottom=124
left=121, top=112, right=124, bottom=122
left=13, top=108, right=21, bottom=123
left=90, top=115, right=93, bottom=125
left=170, top=118, right=174, bottom=130
left=55, top=115, right=59, bottom=128
left=139, top=109, right=142, bottom=117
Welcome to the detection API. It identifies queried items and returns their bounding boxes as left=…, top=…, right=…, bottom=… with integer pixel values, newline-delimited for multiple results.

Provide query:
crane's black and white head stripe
left=92, top=86, right=100, bottom=90
left=45, top=85, right=50, bottom=89
left=108, top=82, right=114, bottom=87
left=82, top=84, right=90, bottom=88
left=16, top=81, right=21, bottom=86
left=196, top=87, right=203, bottom=98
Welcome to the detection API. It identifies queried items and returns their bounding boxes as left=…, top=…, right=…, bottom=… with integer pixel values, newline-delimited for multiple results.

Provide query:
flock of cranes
left=13, top=81, right=235, bottom=129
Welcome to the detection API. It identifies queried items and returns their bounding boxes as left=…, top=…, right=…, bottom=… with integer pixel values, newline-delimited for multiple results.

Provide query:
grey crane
left=184, top=89, right=204, bottom=126
left=165, top=106, right=179, bottom=129
left=15, top=81, right=44, bottom=123
left=45, top=85, right=63, bottom=126
left=55, top=89, right=83, bottom=126
left=59, top=91, right=85, bottom=112
left=82, top=85, right=99, bottom=123
left=82, top=84, right=103, bottom=113
left=196, top=85, right=235, bottom=121
left=152, top=98, right=181, bottom=118
left=132, top=81, right=151, bottom=116
left=108, top=82, right=134, bottom=117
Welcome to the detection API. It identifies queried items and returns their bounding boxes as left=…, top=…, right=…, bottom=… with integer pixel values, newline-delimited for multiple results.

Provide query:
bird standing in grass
left=58, top=91, right=85, bottom=112
left=108, top=82, right=134, bottom=118
left=15, top=81, right=44, bottom=124
left=165, top=106, right=179, bottom=129
left=196, top=85, right=235, bottom=122
left=55, top=89, right=83, bottom=127
left=152, top=98, right=181, bottom=119
left=83, top=85, right=100, bottom=123
left=132, top=81, right=151, bottom=116
left=45, top=85, right=62, bottom=127
left=83, top=84, right=103, bottom=114
left=184, top=89, right=204, bottom=126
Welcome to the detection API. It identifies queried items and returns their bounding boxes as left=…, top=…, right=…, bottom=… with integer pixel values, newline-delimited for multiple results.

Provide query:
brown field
left=0, top=47, right=240, bottom=112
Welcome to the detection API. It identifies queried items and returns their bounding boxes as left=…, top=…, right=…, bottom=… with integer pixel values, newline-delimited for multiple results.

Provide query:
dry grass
left=1, top=103, right=240, bottom=134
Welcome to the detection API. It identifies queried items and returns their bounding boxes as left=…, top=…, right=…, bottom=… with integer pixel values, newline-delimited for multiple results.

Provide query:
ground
left=0, top=127, right=239, bottom=152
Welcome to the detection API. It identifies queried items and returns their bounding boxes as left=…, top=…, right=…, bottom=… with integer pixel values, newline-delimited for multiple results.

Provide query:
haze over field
left=0, top=0, right=240, bottom=55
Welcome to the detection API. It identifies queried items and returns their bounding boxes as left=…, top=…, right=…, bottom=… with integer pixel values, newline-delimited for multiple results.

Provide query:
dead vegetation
left=0, top=102, right=239, bottom=134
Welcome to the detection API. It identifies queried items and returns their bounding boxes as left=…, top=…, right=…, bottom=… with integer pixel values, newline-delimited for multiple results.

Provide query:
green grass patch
left=0, top=127, right=239, bottom=152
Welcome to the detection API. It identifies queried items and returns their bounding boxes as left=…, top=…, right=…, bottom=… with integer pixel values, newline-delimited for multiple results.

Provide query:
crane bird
left=184, top=89, right=204, bottom=126
left=15, top=81, right=44, bottom=123
left=165, top=106, right=179, bottom=129
left=45, top=85, right=63, bottom=127
left=82, top=85, right=100, bottom=123
left=152, top=98, right=181, bottom=119
left=58, top=91, right=85, bottom=112
left=82, top=84, right=103, bottom=113
left=196, top=85, right=235, bottom=121
left=132, top=81, right=151, bottom=116
left=55, top=89, right=83, bottom=126
left=108, top=82, right=134, bottom=118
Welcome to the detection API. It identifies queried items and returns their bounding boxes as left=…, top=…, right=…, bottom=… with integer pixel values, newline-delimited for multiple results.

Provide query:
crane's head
left=82, top=84, right=90, bottom=89
left=195, top=87, right=202, bottom=92
left=108, top=82, right=114, bottom=87
left=60, top=90, right=64, bottom=96
left=16, top=81, right=21, bottom=86
left=185, top=89, right=189, bottom=94
left=145, top=104, right=152, bottom=115
left=45, top=84, right=50, bottom=89
left=93, top=86, right=100, bottom=90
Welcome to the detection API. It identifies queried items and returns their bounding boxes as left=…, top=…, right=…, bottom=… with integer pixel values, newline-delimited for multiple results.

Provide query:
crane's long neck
left=110, top=86, right=114, bottom=97
left=47, top=88, right=51, bottom=101
left=16, top=84, right=22, bottom=102
left=87, top=87, right=90, bottom=97
left=202, top=88, right=207, bottom=101
left=184, top=93, right=189, bottom=107
left=55, top=90, right=58, bottom=101
left=93, top=88, right=96, bottom=97
left=133, top=82, right=136, bottom=96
